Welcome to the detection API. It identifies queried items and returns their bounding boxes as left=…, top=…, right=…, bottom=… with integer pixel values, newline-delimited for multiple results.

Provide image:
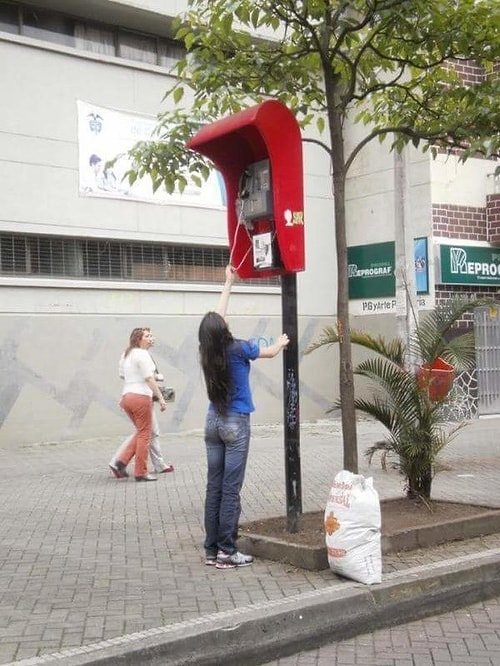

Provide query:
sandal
left=159, top=464, right=174, bottom=473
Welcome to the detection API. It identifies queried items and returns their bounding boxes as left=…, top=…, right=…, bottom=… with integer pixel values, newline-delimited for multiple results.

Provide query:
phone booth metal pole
left=282, top=273, right=302, bottom=530
left=187, top=101, right=305, bottom=532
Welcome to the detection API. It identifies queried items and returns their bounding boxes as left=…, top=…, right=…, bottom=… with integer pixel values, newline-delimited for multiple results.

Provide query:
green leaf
left=173, top=86, right=184, bottom=104
left=184, top=32, right=197, bottom=50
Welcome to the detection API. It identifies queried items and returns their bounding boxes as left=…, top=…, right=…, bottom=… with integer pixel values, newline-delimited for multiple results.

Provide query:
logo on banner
left=449, top=246, right=500, bottom=277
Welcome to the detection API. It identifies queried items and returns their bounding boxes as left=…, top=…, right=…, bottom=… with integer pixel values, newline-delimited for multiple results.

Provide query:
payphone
left=236, top=159, right=282, bottom=271
left=186, top=99, right=304, bottom=278
left=238, top=159, right=273, bottom=221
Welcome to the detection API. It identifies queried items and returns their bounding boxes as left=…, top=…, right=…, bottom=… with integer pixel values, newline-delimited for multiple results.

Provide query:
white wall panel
left=431, top=153, right=496, bottom=206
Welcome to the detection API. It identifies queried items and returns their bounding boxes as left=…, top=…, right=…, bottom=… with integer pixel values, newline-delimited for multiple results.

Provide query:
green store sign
left=439, top=244, right=500, bottom=286
left=348, top=239, right=428, bottom=299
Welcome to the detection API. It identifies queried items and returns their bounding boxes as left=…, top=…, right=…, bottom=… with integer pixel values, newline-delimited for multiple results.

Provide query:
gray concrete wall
left=0, top=311, right=336, bottom=446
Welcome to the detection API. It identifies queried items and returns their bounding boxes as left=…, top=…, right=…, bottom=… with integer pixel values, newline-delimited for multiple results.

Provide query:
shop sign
left=348, top=238, right=428, bottom=299
left=438, top=244, right=500, bottom=286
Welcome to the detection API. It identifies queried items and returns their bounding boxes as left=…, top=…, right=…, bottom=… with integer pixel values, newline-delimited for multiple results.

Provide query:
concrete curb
left=238, top=507, right=500, bottom=570
left=11, top=547, right=500, bottom=666
left=239, top=532, right=329, bottom=570
left=383, top=509, right=500, bottom=554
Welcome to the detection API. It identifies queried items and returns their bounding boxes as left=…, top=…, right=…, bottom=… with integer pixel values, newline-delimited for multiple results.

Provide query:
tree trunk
left=323, top=59, right=358, bottom=472
left=407, top=464, right=432, bottom=500
left=333, top=169, right=358, bottom=473
left=328, top=101, right=358, bottom=473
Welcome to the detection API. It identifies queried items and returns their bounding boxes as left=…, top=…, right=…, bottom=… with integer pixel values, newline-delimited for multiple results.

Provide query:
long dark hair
left=198, top=312, right=234, bottom=413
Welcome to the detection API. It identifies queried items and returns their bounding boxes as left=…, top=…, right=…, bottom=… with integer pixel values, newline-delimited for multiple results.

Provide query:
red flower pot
left=416, top=358, right=455, bottom=402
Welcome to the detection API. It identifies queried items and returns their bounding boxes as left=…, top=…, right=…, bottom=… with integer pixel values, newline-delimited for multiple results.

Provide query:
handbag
left=153, top=386, right=175, bottom=403
left=152, top=359, right=175, bottom=402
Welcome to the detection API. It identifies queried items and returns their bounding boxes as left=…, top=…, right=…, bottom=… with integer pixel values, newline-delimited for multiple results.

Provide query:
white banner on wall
left=77, top=101, right=226, bottom=208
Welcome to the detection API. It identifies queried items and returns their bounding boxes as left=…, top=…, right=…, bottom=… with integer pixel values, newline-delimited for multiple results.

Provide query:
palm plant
left=306, top=298, right=490, bottom=500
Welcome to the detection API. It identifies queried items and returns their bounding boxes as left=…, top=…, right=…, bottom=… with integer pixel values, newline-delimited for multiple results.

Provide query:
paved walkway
left=1, top=416, right=500, bottom=665
left=262, top=594, right=500, bottom=665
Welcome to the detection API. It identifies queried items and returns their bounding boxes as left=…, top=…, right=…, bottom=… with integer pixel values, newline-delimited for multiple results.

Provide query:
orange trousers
left=118, top=393, right=153, bottom=478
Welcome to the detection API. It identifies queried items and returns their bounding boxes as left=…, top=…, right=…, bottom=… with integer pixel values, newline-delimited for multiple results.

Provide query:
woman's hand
left=224, top=264, right=236, bottom=284
left=258, top=333, right=290, bottom=358
left=216, top=265, right=236, bottom=317
left=146, top=376, right=167, bottom=408
left=278, top=333, right=290, bottom=349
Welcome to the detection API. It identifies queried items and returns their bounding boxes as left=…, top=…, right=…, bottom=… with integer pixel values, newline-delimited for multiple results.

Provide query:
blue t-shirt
left=209, top=338, right=260, bottom=414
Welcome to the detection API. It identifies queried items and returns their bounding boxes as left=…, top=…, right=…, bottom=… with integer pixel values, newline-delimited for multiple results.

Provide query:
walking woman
left=198, top=265, right=289, bottom=569
left=111, top=327, right=167, bottom=482
left=109, top=328, right=174, bottom=477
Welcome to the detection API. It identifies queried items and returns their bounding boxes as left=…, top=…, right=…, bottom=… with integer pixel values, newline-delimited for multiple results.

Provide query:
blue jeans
left=203, top=411, right=251, bottom=556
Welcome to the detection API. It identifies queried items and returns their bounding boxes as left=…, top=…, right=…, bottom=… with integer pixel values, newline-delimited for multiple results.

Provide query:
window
left=22, top=8, right=75, bottom=47
left=74, top=23, right=115, bottom=56
left=118, top=30, right=157, bottom=65
left=0, top=1, right=18, bottom=34
left=29, top=236, right=76, bottom=275
left=158, top=40, right=185, bottom=70
left=128, top=244, right=169, bottom=280
left=0, top=3, right=185, bottom=69
left=82, top=240, right=124, bottom=279
left=0, top=235, right=27, bottom=273
left=0, top=233, right=279, bottom=286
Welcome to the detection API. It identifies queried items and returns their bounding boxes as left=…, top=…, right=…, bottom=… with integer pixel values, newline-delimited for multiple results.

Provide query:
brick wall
left=432, top=203, right=487, bottom=241
left=445, top=59, right=486, bottom=85
left=487, top=194, right=500, bottom=243
left=435, top=60, right=494, bottom=159
left=431, top=64, right=499, bottom=326
left=435, top=285, right=498, bottom=326
left=433, top=201, right=499, bottom=324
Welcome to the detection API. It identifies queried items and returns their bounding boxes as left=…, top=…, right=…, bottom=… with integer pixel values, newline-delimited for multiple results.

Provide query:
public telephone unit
left=238, top=159, right=273, bottom=222
left=186, top=100, right=305, bottom=278
left=237, top=159, right=281, bottom=270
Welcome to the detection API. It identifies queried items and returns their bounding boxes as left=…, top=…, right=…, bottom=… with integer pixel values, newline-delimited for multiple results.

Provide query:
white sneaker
left=215, top=551, right=254, bottom=569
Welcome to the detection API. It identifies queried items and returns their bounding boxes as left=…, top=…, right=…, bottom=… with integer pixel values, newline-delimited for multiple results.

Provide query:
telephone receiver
left=238, top=169, right=251, bottom=199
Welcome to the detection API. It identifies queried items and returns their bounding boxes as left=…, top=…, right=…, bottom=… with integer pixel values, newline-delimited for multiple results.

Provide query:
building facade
left=0, top=1, right=498, bottom=446
left=0, top=0, right=338, bottom=445
left=344, top=59, right=500, bottom=416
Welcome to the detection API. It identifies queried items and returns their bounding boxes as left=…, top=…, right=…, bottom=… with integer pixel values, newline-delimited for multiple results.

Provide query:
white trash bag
left=324, top=470, right=382, bottom=584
